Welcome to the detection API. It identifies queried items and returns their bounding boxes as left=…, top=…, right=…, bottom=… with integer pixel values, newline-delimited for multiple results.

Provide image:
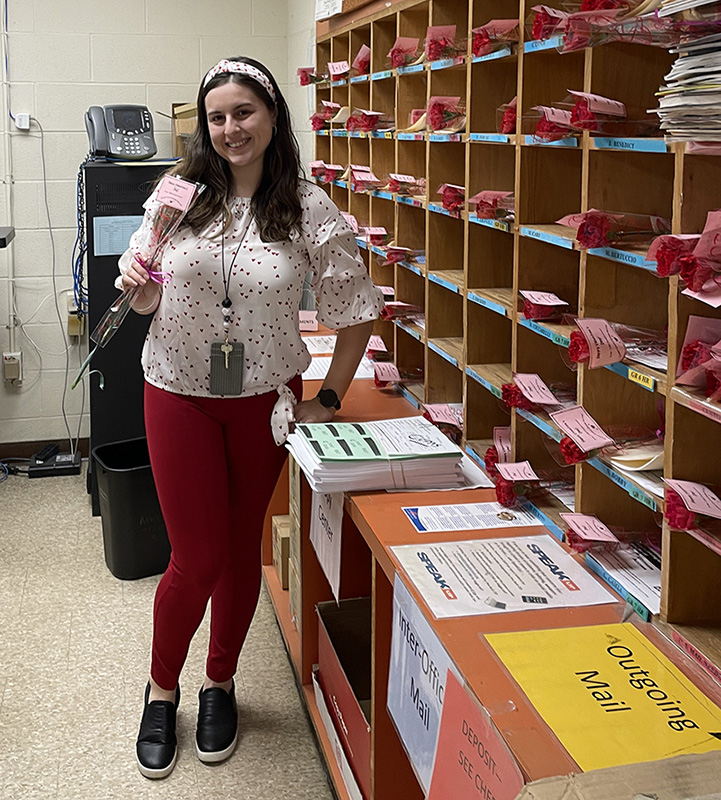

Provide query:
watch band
left=316, top=388, right=341, bottom=410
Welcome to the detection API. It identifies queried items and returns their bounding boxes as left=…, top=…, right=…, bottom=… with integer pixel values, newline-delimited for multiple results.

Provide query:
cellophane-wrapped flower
left=528, top=107, right=574, bottom=141
left=428, top=96, right=465, bottom=132
left=560, top=436, right=590, bottom=464
left=567, top=321, right=667, bottom=367
left=469, top=190, right=514, bottom=221
left=681, top=339, right=714, bottom=373
left=559, top=210, right=671, bottom=250
left=529, top=6, right=568, bottom=40
left=472, top=27, right=492, bottom=57
left=425, top=25, right=460, bottom=61
left=501, top=383, right=535, bottom=411
left=495, top=478, right=518, bottom=507
left=679, top=254, right=717, bottom=293
left=568, top=330, right=591, bottom=363
left=647, top=235, right=700, bottom=278
left=387, top=36, right=419, bottom=68
left=664, top=488, right=697, bottom=531
left=500, top=102, right=517, bottom=134
left=523, top=299, right=565, bottom=321
left=471, top=19, right=520, bottom=57
left=438, top=184, right=465, bottom=212
left=311, top=113, right=328, bottom=131
left=705, top=367, right=721, bottom=400
left=484, top=446, right=500, bottom=479
left=379, top=301, right=424, bottom=321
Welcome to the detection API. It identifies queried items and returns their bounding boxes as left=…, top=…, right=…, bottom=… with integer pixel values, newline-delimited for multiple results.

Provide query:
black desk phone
left=85, top=105, right=157, bottom=160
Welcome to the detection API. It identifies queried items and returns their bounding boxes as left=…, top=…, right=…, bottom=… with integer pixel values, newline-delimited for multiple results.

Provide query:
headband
left=203, top=60, right=277, bottom=103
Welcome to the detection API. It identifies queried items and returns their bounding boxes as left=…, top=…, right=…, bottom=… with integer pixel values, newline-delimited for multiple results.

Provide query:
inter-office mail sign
left=387, top=575, right=459, bottom=793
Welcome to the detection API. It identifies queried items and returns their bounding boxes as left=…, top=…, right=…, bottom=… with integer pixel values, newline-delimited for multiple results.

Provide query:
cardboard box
left=317, top=597, right=372, bottom=800
left=289, top=454, right=302, bottom=521
left=171, top=102, right=197, bottom=158
left=514, top=751, right=721, bottom=800
left=288, top=559, right=302, bottom=636
left=289, top=508, right=301, bottom=571
left=272, top=515, right=290, bottom=590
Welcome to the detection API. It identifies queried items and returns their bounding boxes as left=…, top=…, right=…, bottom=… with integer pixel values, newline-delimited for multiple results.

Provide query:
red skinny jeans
left=144, top=376, right=302, bottom=690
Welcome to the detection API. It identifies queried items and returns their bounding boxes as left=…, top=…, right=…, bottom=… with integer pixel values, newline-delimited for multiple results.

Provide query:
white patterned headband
left=203, top=60, right=277, bottom=103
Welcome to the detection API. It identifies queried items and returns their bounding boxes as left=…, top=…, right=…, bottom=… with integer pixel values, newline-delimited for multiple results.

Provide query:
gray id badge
left=209, top=341, right=244, bottom=395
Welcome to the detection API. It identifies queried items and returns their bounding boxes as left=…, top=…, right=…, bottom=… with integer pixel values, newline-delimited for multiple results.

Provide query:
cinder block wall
left=0, top=0, right=316, bottom=445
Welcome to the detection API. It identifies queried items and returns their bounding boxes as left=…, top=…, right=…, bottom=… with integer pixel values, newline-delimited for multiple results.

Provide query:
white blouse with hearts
left=117, top=181, right=383, bottom=399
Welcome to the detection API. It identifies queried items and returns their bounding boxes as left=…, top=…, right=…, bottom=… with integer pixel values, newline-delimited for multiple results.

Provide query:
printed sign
left=309, top=491, right=344, bottom=602
left=402, top=502, right=540, bottom=534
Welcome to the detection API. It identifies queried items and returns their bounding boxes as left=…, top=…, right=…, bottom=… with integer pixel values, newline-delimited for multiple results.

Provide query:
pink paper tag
left=378, top=285, right=395, bottom=296
left=438, top=183, right=465, bottom=193
left=390, top=173, right=417, bottom=183
left=479, top=19, right=519, bottom=37
left=299, top=310, right=318, bottom=331
left=373, top=361, right=401, bottom=382
left=156, top=175, right=196, bottom=211
left=469, top=190, right=513, bottom=205
left=321, top=100, right=341, bottom=110
left=357, top=109, right=384, bottom=118
left=576, top=319, right=627, bottom=368
left=352, top=169, right=379, bottom=182
left=352, top=44, right=371, bottom=70
left=495, top=461, right=539, bottom=482
left=363, top=226, right=387, bottom=236
left=534, top=106, right=572, bottom=127
left=681, top=283, right=721, bottom=309
left=664, top=479, right=721, bottom=520
left=424, top=404, right=462, bottom=426
left=550, top=406, right=614, bottom=451
left=389, top=36, right=419, bottom=55
left=559, top=513, right=619, bottom=542
left=328, top=60, right=350, bottom=76
left=568, top=90, right=626, bottom=117
left=493, top=426, right=511, bottom=463
left=519, top=290, right=568, bottom=306
left=366, top=335, right=387, bottom=352
left=513, top=373, right=558, bottom=405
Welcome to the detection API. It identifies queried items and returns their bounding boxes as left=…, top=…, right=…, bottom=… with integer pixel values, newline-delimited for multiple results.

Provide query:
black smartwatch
left=316, top=388, right=341, bottom=410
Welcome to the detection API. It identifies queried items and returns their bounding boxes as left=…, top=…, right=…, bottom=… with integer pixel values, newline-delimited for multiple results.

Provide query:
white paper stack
left=285, top=416, right=465, bottom=493
left=653, top=32, right=721, bottom=141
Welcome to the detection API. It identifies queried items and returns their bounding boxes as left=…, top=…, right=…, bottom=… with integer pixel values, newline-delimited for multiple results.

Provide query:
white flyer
left=315, top=0, right=343, bottom=21
left=391, top=535, right=616, bottom=619
left=309, top=491, right=344, bottom=603
left=303, top=335, right=337, bottom=355
left=586, top=542, right=662, bottom=616
left=387, top=575, right=460, bottom=793
left=302, top=355, right=375, bottom=381
left=402, top=502, right=539, bottom=533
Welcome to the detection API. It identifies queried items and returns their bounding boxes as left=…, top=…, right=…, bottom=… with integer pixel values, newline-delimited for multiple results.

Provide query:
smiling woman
left=114, top=55, right=383, bottom=781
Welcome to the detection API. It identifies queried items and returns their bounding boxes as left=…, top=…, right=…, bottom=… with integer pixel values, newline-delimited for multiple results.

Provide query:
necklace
left=219, top=209, right=252, bottom=345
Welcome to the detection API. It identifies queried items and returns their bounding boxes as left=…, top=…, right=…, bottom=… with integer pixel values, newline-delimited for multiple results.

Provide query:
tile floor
left=0, top=465, right=334, bottom=800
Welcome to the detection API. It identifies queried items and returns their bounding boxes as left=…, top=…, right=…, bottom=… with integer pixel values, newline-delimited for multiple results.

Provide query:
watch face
left=318, top=388, right=340, bottom=409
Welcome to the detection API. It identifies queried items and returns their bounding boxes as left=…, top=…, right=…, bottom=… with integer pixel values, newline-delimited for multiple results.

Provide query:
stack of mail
left=654, top=32, right=721, bottom=141
left=285, top=416, right=465, bottom=493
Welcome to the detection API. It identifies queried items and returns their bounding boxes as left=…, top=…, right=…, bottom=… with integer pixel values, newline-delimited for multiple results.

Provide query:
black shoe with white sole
left=196, top=681, right=238, bottom=764
left=136, top=683, right=180, bottom=779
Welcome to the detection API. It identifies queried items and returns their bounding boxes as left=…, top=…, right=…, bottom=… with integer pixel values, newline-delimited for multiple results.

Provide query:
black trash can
left=92, top=437, right=170, bottom=580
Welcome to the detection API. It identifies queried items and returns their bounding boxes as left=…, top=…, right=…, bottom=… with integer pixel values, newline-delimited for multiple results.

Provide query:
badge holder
left=210, top=339, right=244, bottom=395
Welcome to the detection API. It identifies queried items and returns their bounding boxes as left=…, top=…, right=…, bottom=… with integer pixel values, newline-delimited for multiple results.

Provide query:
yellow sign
left=628, top=369, right=655, bottom=391
left=486, top=623, right=721, bottom=771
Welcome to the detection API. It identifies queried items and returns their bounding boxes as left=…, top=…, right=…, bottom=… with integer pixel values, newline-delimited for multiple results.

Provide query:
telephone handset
left=85, top=104, right=157, bottom=160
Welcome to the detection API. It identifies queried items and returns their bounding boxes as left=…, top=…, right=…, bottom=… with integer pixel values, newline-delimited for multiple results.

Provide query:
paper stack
left=653, top=32, right=721, bottom=141
left=285, top=416, right=465, bottom=493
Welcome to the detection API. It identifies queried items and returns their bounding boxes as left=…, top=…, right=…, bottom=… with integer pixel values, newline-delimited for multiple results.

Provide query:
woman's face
left=205, top=80, right=277, bottom=191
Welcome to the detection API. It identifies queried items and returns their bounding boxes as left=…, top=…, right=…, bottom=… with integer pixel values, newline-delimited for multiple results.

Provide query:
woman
left=118, top=56, right=382, bottom=779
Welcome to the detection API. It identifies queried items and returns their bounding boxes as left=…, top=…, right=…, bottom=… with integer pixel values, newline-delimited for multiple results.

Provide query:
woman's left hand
left=293, top=398, right=337, bottom=426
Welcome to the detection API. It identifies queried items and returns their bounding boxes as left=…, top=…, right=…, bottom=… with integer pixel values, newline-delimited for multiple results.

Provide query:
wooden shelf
left=467, top=287, right=513, bottom=316
left=653, top=619, right=721, bottom=686
left=671, top=385, right=721, bottom=426
left=262, top=565, right=301, bottom=680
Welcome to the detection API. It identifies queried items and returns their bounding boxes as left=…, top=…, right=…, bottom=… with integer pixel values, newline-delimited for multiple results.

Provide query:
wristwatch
left=316, top=388, right=341, bottom=410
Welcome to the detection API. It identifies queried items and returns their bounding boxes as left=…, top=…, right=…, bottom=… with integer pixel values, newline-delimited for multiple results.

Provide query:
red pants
left=144, top=376, right=302, bottom=690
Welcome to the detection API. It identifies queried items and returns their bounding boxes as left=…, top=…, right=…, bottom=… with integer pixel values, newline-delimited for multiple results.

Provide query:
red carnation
left=532, top=9, right=558, bottom=40
left=388, top=178, right=401, bottom=193
left=484, top=446, right=500, bottom=479
left=535, top=115, right=570, bottom=141
left=655, top=239, right=687, bottom=277
left=345, top=115, right=361, bottom=132
left=576, top=213, right=613, bottom=248
left=501, top=383, right=534, bottom=411
left=681, top=339, right=713, bottom=372
left=523, top=300, right=559, bottom=320
left=389, top=48, right=405, bottom=68
left=357, top=58, right=370, bottom=75
left=664, top=488, right=696, bottom=531
left=495, top=477, right=518, bottom=508
left=359, top=114, right=379, bottom=132
left=570, top=99, right=597, bottom=130
left=473, top=29, right=492, bottom=57
left=568, top=331, right=591, bottom=363
left=427, top=38, right=449, bottom=61
left=442, top=186, right=464, bottom=212
left=559, top=436, right=589, bottom=464
left=705, top=369, right=721, bottom=399
left=299, top=72, right=311, bottom=87
left=311, top=114, right=327, bottom=131
left=428, top=103, right=447, bottom=131
left=679, top=254, right=716, bottom=293
left=500, top=105, right=517, bottom=134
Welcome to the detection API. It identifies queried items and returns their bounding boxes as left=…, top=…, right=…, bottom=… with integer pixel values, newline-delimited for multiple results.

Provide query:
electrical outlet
left=67, top=297, right=85, bottom=337
left=3, top=351, right=23, bottom=382
left=15, top=113, right=31, bottom=130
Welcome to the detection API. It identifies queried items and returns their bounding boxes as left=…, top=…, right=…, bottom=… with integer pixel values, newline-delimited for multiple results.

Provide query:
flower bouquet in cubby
left=352, top=44, right=371, bottom=76
left=519, top=290, right=570, bottom=321
left=663, top=479, right=721, bottom=540
left=561, top=512, right=661, bottom=557
left=566, top=318, right=668, bottom=372
left=523, top=105, right=578, bottom=142
left=371, top=359, right=425, bottom=389
left=427, top=96, right=466, bottom=134
left=662, top=211, right=721, bottom=296
left=379, top=245, right=425, bottom=267
left=471, top=19, right=520, bottom=58
left=349, top=167, right=384, bottom=193
left=320, top=164, right=344, bottom=184
left=646, top=234, right=700, bottom=279
left=424, top=25, right=466, bottom=62
left=500, top=375, right=577, bottom=414
left=387, top=36, right=421, bottom=68
left=310, top=100, right=340, bottom=131
left=422, top=403, right=464, bottom=444
left=308, top=160, right=327, bottom=179
left=527, top=5, right=569, bottom=40
left=469, top=190, right=515, bottom=222
left=379, top=301, right=424, bottom=321
left=557, top=209, right=671, bottom=250
left=358, top=225, right=392, bottom=247
left=436, top=183, right=465, bottom=213
left=492, top=461, right=575, bottom=509
left=496, top=97, right=518, bottom=134
left=386, top=173, right=426, bottom=196
left=544, top=423, right=664, bottom=468
left=561, top=91, right=662, bottom=137
left=346, top=108, right=394, bottom=133
left=297, top=66, right=327, bottom=86
left=675, top=315, right=721, bottom=397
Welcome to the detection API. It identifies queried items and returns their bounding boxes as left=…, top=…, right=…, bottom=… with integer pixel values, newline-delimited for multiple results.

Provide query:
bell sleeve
left=114, top=190, right=164, bottom=290
left=304, top=192, right=384, bottom=329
